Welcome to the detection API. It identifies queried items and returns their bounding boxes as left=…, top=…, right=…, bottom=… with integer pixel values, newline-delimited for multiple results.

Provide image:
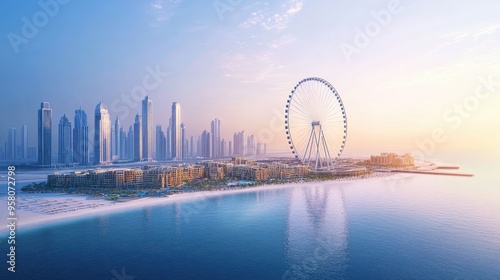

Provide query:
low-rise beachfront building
left=232, top=157, right=255, bottom=165
left=183, top=165, right=205, bottom=182
left=264, top=162, right=310, bottom=179
left=251, top=167, right=269, bottom=181
left=47, top=158, right=311, bottom=189
left=204, top=161, right=225, bottom=180
left=370, top=153, right=415, bottom=167
left=47, top=165, right=206, bottom=189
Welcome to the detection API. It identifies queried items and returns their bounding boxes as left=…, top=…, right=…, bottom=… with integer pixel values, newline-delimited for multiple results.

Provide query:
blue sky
left=1, top=0, right=499, bottom=158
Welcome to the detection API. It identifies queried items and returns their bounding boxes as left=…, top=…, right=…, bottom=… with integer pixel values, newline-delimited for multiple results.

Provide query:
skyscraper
left=126, top=125, right=134, bottom=161
left=211, top=118, right=221, bottom=159
left=156, top=125, right=166, bottom=161
left=201, top=130, right=211, bottom=158
left=38, top=102, right=52, bottom=165
left=190, top=135, right=195, bottom=158
left=114, top=117, right=120, bottom=160
left=142, top=96, right=153, bottom=161
left=233, top=133, right=237, bottom=155
left=94, top=101, right=111, bottom=164
left=233, top=130, right=245, bottom=156
left=166, top=124, right=172, bottom=160
left=221, top=138, right=227, bottom=158
left=247, top=134, right=255, bottom=156
left=73, top=106, right=89, bottom=164
left=181, top=123, right=186, bottom=159
left=196, top=135, right=201, bottom=157
left=6, top=128, right=16, bottom=160
left=133, top=113, right=142, bottom=162
left=20, top=125, right=28, bottom=160
left=58, top=114, right=72, bottom=164
left=119, top=127, right=126, bottom=160
left=171, top=102, right=181, bottom=159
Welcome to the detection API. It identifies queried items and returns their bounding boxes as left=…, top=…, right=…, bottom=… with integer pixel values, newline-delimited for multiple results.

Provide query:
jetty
left=390, top=170, right=474, bottom=177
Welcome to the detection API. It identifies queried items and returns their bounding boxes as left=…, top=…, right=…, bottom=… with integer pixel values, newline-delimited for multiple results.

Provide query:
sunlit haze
left=1, top=0, right=499, bottom=159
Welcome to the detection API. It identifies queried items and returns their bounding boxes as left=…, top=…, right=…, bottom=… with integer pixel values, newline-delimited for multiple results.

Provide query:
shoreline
left=0, top=172, right=404, bottom=235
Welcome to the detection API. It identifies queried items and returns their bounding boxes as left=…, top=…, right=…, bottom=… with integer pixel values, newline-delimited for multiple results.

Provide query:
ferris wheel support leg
left=314, top=129, right=321, bottom=170
left=320, top=128, right=332, bottom=169
left=304, top=128, right=314, bottom=165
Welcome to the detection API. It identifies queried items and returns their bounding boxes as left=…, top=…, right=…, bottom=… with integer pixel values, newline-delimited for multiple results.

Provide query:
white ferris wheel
left=285, top=77, right=347, bottom=171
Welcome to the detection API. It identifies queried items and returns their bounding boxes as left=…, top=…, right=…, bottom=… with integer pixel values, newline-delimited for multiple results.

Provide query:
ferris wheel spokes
left=285, top=77, right=347, bottom=171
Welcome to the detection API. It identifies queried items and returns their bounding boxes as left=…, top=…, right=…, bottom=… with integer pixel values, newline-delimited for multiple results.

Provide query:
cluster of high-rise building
left=15, top=96, right=266, bottom=166
left=1, top=124, right=35, bottom=161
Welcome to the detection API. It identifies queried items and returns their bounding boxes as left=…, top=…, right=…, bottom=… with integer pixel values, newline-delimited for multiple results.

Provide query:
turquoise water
left=1, top=158, right=499, bottom=279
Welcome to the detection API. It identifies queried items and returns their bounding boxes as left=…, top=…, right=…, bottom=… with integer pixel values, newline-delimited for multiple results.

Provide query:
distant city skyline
left=12, top=97, right=269, bottom=164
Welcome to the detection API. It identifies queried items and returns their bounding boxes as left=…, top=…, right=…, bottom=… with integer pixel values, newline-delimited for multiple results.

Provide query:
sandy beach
left=0, top=172, right=403, bottom=235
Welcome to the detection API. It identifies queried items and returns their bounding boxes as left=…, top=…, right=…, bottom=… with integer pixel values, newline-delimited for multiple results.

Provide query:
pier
left=436, top=166, right=460, bottom=170
left=391, top=170, right=474, bottom=177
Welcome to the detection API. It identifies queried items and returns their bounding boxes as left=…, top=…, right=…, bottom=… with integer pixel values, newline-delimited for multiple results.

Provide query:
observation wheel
left=285, top=77, right=347, bottom=170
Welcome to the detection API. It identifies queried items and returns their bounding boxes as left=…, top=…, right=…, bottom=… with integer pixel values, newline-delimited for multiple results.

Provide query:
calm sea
left=1, top=155, right=499, bottom=280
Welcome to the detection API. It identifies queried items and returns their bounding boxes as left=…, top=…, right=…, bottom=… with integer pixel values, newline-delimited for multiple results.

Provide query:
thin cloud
left=422, top=24, right=499, bottom=58
left=239, top=0, right=304, bottom=31
left=473, top=24, right=499, bottom=37
left=151, top=0, right=164, bottom=10
left=219, top=35, right=296, bottom=85
left=149, top=0, right=182, bottom=28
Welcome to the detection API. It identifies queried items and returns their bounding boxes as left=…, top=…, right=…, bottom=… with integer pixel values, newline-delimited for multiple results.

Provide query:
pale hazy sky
left=1, top=0, right=499, bottom=158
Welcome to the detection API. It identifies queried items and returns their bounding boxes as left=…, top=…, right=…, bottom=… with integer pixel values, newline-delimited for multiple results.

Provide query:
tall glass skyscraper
left=181, top=123, right=186, bottom=159
left=94, top=101, right=111, bottom=164
left=166, top=121, right=172, bottom=160
left=6, top=127, right=16, bottom=160
left=201, top=130, right=211, bottom=158
left=119, top=127, right=126, bottom=160
left=126, top=125, right=134, bottom=161
left=233, top=130, right=245, bottom=156
left=58, top=114, right=72, bottom=164
left=171, top=102, right=181, bottom=159
left=38, top=102, right=52, bottom=165
left=134, top=113, right=142, bottom=162
left=142, top=96, right=153, bottom=161
left=156, top=125, right=166, bottom=161
left=211, top=118, right=221, bottom=159
left=73, top=106, right=89, bottom=164
left=21, top=124, right=28, bottom=160
left=114, top=116, right=120, bottom=160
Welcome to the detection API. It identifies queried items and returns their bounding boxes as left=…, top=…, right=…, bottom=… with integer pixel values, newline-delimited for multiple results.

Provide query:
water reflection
left=284, top=184, right=348, bottom=279
left=97, top=215, right=109, bottom=237
left=143, top=207, right=152, bottom=229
